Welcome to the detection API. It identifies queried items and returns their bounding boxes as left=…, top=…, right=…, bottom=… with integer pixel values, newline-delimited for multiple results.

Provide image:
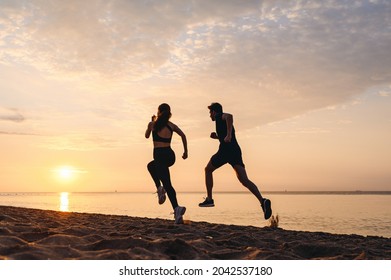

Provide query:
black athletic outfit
left=211, top=113, right=245, bottom=168
left=147, top=125, right=178, bottom=209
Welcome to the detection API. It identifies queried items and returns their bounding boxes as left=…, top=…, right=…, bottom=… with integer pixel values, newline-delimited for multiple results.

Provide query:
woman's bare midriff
left=153, top=142, right=171, bottom=148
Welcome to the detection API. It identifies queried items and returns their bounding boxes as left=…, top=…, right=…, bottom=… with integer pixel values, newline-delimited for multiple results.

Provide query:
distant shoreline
left=1, top=191, right=391, bottom=195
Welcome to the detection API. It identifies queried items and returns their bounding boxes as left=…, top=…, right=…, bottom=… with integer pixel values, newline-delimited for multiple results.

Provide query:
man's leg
left=233, top=165, right=264, bottom=203
left=205, top=160, right=217, bottom=199
left=234, top=165, right=272, bottom=219
left=199, top=160, right=218, bottom=207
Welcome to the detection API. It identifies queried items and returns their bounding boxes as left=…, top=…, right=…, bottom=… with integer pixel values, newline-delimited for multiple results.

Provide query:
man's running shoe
left=262, top=198, right=272, bottom=220
left=157, top=186, right=166, bottom=205
left=174, top=206, right=186, bottom=224
left=198, top=197, right=215, bottom=207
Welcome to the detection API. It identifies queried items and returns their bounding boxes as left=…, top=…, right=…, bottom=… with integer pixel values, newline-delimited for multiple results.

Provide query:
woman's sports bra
left=152, top=125, right=173, bottom=143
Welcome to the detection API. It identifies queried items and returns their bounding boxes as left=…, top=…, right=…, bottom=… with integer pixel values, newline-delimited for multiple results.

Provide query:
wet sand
left=0, top=205, right=390, bottom=260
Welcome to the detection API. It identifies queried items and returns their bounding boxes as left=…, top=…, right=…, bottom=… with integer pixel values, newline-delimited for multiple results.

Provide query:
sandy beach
left=0, top=205, right=390, bottom=260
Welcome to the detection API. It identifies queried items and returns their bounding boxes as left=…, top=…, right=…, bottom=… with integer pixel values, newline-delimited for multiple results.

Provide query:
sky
left=0, top=0, right=390, bottom=193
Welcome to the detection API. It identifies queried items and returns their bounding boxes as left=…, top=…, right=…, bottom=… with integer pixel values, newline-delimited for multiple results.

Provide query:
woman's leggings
left=147, top=147, right=178, bottom=210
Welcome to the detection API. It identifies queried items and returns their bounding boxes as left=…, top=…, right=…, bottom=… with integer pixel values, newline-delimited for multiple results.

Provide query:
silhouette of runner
left=145, top=103, right=188, bottom=224
left=199, top=102, right=272, bottom=220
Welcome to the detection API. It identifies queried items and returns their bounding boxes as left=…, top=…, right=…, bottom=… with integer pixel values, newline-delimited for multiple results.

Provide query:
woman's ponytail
left=154, top=103, right=172, bottom=132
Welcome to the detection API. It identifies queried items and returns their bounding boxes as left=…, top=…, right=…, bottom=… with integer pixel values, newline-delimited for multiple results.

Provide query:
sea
left=0, top=191, right=390, bottom=238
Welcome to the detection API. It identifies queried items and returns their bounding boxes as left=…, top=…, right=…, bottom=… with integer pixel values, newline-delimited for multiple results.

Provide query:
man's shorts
left=211, top=145, right=245, bottom=168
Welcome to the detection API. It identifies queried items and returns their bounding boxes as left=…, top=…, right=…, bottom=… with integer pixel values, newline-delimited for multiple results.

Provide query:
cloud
left=2, top=1, right=388, bottom=79
left=0, top=0, right=259, bottom=79
left=0, top=131, right=38, bottom=136
left=0, top=108, right=25, bottom=122
left=378, top=87, right=390, bottom=97
left=40, top=134, right=129, bottom=151
left=0, top=0, right=390, bottom=133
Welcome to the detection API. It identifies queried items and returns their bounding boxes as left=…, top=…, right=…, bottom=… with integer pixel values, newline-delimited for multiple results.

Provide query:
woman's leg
left=158, top=165, right=178, bottom=210
left=147, top=160, right=161, bottom=189
left=154, top=148, right=178, bottom=210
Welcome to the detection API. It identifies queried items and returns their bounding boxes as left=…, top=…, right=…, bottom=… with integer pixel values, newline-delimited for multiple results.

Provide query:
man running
left=199, top=102, right=272, bottom=220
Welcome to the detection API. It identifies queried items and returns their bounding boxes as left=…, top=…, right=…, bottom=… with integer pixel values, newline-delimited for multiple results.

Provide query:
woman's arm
left=145, top=115, right=156, bottom=138
left=145, top=122, right=153, bottom=138
left=172, top=123, right=188, bottom=159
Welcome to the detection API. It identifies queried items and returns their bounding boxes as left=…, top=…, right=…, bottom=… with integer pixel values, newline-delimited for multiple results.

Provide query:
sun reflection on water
left=59, top=192, right=69, bottom=212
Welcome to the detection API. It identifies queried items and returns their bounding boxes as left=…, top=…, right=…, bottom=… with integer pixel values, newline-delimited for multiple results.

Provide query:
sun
left=59, top=167, right=73, bottom=179
left=55, top=166, right=77, bottom=182
left=52, top=165, right=87, bottom=185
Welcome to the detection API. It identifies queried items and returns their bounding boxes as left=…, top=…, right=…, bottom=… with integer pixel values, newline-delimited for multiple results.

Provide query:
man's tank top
left=215, top=113, right=239, bottom=147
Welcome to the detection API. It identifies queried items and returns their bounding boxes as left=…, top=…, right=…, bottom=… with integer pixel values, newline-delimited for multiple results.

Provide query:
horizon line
left=1, top=190, right=391, bottom=195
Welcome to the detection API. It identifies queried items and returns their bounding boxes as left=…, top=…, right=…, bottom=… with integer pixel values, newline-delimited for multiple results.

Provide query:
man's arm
left=210, top=132, right=219, bottom=139
left=222, top=113, right=233, bottom=143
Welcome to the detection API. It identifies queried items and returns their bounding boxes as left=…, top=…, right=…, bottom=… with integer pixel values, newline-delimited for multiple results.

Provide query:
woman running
left=145, top=103, right=188, bottom=224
